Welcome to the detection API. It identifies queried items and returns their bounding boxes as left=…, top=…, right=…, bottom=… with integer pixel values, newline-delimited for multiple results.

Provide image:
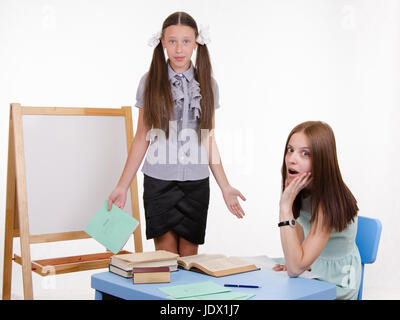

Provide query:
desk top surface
left=91, top=268, right=336, bottom=300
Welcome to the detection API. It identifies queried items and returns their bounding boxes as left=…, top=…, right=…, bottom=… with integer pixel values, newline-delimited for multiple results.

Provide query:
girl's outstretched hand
left=107, top=186, right=127, bottom=211
left=280, top=172, right=312, bottom=211
left=222, top=186, right=246, bottom=219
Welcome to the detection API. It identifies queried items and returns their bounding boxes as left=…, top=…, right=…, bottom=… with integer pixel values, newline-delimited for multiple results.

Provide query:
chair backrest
left=355, top=216, right=382, bottom=264
left=355, top=216, right=382, bottom=300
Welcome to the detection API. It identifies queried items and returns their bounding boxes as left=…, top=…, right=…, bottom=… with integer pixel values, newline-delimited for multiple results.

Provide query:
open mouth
left=288, top=168, right=299, bottom=176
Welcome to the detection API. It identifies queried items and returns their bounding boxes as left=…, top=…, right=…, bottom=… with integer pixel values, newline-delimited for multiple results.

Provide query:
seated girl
left=273, top=121, right=361, bottom=300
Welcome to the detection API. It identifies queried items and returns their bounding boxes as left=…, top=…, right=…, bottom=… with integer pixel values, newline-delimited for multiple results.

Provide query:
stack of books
left=109, top=250, right=179, bottom=282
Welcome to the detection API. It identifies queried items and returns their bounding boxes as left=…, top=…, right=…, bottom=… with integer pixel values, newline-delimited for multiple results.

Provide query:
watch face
left=290, top=219, right=296, bottom=227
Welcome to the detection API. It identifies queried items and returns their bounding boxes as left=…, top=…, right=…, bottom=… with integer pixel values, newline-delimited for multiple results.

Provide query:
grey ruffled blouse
left=135, top=63, right=220, bottom=181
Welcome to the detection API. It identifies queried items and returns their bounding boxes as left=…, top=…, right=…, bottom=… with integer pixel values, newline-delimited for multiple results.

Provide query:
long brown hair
left=143, top=11, right=214, bottom=138
left=281, top=121, right=358, bottom=232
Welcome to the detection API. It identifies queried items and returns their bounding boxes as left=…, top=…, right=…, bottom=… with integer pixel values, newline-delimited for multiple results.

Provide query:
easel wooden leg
left=2, top=211, right=14, bottom=300
left=131, top=176, right=143, bottom=252
left=12, top=103, right=34, bottom=299
left=2, top=188, right=16, bottom=300
left=122, top=106, right=143, bottom=253
left=19, top=226, right=33, bottom=299
left=2, top=112, right=17, bottom=300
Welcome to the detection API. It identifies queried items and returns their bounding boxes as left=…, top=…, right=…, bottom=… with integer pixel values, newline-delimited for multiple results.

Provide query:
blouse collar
left=167, top=62, right=195, bottom=82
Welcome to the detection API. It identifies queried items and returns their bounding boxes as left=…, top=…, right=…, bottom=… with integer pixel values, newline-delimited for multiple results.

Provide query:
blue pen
left=224, top=284, right=261, bottom=288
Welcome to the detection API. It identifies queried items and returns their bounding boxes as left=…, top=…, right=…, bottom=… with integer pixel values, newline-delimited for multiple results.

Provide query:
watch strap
left=278, top=219, right=296, bottom=228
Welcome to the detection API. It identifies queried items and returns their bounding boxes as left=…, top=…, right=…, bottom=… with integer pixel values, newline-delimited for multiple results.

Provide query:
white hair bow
left=196, top=25, right=211, bottom=45
left=147, top=30, right=162, bottom=48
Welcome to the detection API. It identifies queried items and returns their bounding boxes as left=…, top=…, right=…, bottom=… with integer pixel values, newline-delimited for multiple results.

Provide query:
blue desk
left=91, top=269, right=336, bottom=300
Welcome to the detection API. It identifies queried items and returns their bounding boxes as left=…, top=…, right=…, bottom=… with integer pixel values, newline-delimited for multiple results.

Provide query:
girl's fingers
left=288, top=172, right=311, bottom=191
left=273, top=264, right=287, bottom=272
left=299, top=172, right=312, bottom=188
left=235, top=205, right=245, bottom=218
left=107, top=199, right=113, bottom=211
left=230, top=203, right=244, bottom=219
left=231, top=205, right=240, bottom=218
left=273, top=264, right=283, bottom=271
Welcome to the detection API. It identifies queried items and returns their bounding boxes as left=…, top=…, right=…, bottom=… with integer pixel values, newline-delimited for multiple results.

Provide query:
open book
left=177, top=254, right=259, bottom=277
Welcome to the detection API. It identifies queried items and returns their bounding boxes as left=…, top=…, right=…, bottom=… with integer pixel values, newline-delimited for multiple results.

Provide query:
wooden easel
left=2, top=103, right=143, bottom=299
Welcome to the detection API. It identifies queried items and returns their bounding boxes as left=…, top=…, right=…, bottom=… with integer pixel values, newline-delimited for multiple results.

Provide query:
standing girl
left=273, top=121, right=362, bottom=300
left=107, top=12, right=246, bottom=257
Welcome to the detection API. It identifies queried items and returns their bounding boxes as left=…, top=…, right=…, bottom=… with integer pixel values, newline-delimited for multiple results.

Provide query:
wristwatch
left=278, top=218, right=296, bottom=228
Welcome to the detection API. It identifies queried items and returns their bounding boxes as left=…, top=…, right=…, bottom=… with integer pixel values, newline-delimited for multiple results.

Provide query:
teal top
left=274, top=196, right=362, bottom=299
left=296, top=196, right=362, bottom=300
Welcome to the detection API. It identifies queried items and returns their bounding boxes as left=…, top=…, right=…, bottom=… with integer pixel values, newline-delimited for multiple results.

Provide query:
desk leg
left=95, top=290, right=103, bottom=300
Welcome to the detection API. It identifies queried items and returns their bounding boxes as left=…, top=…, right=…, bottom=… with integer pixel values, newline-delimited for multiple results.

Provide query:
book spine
left=109, top=264, right=133, bottom=278
left=132, top=266, right=170, bottom=273
left=132, top=272, right=170, bottom=284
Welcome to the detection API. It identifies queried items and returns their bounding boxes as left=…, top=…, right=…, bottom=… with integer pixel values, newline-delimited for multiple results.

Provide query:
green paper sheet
left=84, top=200, right=139, bottom=254
left=159, top=281, right=230, bottom=299
left=167, top=291, right=255, bottom=300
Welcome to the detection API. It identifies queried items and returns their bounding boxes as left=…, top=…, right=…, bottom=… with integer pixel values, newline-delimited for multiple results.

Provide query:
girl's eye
left=184, top=40, right=190, bottom=44
left=287, top=147, right=293, bottom=153
left=302, top=151, right=310, bottom=156
left=169, top=40, right=176, bottom=44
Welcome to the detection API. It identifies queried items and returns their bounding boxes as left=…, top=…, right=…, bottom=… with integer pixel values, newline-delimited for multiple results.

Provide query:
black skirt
left=143, top=174, right=210, bottom=245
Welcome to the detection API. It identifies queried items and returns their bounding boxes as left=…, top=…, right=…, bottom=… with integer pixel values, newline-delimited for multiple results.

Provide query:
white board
left=22, top=114, right=132, bottom=235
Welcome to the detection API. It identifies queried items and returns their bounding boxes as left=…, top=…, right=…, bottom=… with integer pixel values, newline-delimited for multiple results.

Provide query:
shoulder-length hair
left=281, top=121, right=358, bottom=232
left=143, top=11, right=214, bottom=138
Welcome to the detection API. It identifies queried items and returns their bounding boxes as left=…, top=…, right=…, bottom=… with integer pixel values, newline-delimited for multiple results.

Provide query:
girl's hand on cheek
left=280, top=172, right=312, bottom=211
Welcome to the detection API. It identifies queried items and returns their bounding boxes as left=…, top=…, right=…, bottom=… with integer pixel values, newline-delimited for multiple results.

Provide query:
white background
left=0, top=0, right=399, bottom=299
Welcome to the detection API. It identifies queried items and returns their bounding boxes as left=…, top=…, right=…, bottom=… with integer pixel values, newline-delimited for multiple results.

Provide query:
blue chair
left=355, top=216, right=382, bottom=300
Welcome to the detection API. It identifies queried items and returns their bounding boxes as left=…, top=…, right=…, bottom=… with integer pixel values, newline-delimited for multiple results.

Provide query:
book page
left=178, top=254, right=225, bottom=268
left=196, top=256, right=254, bottom=273
left=242, top=255, right=277, bottom=269
left=243, top=255, right=319, bottom=279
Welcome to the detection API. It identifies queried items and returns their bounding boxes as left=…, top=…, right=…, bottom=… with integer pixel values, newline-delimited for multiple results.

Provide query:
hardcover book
left=132, top=266, right=170, bottom=284
left=110, top=250, right=178, bottom=270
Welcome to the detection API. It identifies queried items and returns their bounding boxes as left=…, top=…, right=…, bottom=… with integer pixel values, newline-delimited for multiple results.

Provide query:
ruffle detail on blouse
left=170, top=76, right=184, bottom=104
left=170, top=75, right=202, bottom=119
left=188, top=78, right=202, bottom=120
